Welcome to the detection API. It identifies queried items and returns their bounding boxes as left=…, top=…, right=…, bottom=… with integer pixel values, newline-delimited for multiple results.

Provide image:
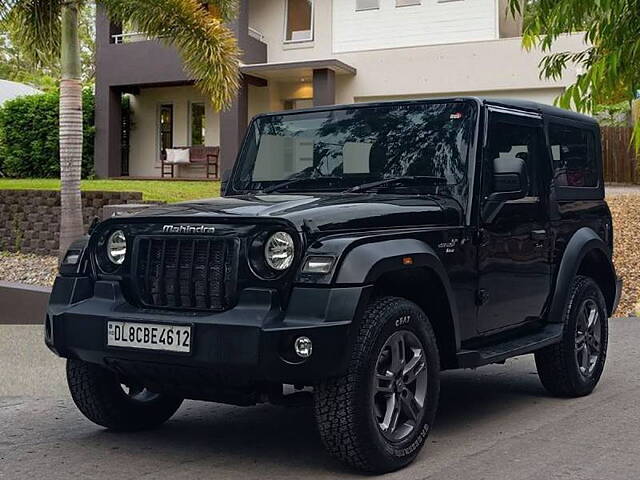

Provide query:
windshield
left=232, top=101, right=477, bottom=199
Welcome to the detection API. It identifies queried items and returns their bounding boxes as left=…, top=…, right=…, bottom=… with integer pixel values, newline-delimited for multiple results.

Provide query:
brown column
left=94, top=4, right=122, bottom=178
left=219, top=77, right=249, bottom=177
left=94, top=85, right=122, bottom=178
left=313, top=68, right=336, bottom=106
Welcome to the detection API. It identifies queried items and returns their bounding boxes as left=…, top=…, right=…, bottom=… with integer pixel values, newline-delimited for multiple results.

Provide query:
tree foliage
left=509, top=0, right=640, bottom=148
left=0, top=0, right=240, bottom=110
left=0, top=4, right=94, bottom=89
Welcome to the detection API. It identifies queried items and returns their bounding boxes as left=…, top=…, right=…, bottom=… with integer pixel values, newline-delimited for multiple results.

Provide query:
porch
left=104, top=60, right=356, bottom=181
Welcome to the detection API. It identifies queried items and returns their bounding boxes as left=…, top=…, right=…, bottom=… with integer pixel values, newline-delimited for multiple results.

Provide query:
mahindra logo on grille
left=162, top=225, right=216, bottom=235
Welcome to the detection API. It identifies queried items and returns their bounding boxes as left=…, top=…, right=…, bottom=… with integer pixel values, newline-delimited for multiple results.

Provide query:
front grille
left=134, top=237, right=235, bottom=311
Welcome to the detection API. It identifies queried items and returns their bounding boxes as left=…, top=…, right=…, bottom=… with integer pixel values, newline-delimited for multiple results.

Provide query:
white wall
left=128, top=86, right=220, bottom=177
left=354, top=87, right=566, bottom=106
left=333, top=0, right=498, bottom=53
left=333, top=35, right=585, bottom=104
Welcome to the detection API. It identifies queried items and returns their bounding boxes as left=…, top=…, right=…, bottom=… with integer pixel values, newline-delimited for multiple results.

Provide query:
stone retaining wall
left=0, top=190, right=143, bottom=255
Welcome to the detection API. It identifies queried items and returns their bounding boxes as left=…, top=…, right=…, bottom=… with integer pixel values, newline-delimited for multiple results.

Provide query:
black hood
left=128, top=193, right=463, bottom=233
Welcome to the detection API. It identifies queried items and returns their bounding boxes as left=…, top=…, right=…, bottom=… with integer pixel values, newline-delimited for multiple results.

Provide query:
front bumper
left=46, top=276, right=368, bottom=392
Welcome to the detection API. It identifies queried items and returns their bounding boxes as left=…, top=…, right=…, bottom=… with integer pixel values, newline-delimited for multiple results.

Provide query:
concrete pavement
left=2, top=319, right=640, bottom=479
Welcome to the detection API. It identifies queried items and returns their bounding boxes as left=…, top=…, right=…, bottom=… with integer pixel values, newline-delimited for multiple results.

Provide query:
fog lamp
left=294, top=336, right=313, bottom=359
left=62, top=249, right=82, bottom=265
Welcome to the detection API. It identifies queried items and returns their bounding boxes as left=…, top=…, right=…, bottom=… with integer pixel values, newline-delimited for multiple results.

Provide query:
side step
left=456, top=323, right=564, bottom=369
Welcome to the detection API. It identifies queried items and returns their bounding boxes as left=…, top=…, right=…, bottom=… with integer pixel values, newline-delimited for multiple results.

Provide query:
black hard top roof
left=481, top=97, right=596, bottom=124
left=255, top=96, right=597, bottom=126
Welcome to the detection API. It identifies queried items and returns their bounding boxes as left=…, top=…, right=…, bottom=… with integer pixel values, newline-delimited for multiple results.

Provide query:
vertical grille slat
left=134, top=236, right=232, bottom=311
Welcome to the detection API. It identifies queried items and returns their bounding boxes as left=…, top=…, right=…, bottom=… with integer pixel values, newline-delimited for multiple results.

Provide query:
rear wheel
left=314, top=297, right=440, bottom=473
left=67, top=359, right=183, bottom=431
left=536, top=276, right=609, bottom=397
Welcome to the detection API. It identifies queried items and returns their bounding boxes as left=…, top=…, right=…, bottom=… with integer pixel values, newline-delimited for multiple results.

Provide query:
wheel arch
left=335, top=239, right=461, bottom=368
left=549, top=227, right=617, bottom=320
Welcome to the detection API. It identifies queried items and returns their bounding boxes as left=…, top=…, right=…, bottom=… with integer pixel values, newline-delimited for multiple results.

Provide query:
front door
left=476, top=110, right=552, bottom=333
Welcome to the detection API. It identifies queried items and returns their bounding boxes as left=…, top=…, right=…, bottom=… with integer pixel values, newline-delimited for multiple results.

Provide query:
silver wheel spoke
left=587, top=307, right=599, bottom=330
left=403, top=348, right=426, bottom=385
left=390, top=335, right=406, bottom=374
left=580, top=344, right=590, bottom=371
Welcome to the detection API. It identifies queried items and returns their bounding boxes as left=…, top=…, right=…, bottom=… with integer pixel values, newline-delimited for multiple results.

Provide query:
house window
left=396, top=0, right=421, bottom=6
left=158, top=104, right=173, bottom=159
left=285, top=0, right=313, bottom=42
left=356, top=0, right=379, bottom=11
left=190, top=102, right=206, bottom=146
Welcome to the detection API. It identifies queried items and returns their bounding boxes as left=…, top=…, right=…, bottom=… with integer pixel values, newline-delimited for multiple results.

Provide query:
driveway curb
left=0, top=281, right=51, bottom=325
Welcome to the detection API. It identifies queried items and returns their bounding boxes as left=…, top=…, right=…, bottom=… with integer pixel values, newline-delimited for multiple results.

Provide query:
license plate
left=107, top=321, right=192, bottom=353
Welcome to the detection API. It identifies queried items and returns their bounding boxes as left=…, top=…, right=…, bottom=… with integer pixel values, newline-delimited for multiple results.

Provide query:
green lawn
left=0, top=179, right=221, bottom=203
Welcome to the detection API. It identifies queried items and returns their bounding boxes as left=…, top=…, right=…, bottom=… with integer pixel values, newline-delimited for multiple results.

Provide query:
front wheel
left=67, top=359, right=183, bottom=431
left=314, top=297, right=440, bottom=473
left=536, top=275, right=609, bottom=397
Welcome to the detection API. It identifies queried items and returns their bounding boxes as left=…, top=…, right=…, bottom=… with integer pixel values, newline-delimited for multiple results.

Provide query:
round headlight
left=107, top=230, right=127, bottom=265
left=264, top=231, right=295, bottom=271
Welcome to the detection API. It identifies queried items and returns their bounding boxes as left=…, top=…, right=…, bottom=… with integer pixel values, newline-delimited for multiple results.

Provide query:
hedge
left=0, top=89, right=95, bottom=178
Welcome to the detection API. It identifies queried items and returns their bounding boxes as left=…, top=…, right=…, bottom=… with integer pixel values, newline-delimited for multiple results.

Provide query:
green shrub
left=0, top=89, right=95, bottom=178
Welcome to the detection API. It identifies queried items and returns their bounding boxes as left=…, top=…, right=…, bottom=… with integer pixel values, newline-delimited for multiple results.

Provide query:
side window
left=484, top=117, right=544, bottom=199
left=548, top=124, right=598, bottom=188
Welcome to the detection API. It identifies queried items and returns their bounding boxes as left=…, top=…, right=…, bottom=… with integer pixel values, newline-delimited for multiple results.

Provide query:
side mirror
left=493, top=156, right=528, bottom=195
left=482, top=157, right=529, bottom=222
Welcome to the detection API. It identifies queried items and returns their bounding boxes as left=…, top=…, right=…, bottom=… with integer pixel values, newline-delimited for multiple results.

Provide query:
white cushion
left=166, top=149, right=190, bottom=164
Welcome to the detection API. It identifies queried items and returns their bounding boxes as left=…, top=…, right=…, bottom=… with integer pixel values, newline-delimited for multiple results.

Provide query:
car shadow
left=77, top=360, right=552, bottom=476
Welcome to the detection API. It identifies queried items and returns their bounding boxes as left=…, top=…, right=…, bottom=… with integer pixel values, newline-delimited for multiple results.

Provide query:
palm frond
left=206, top=0, right=238, bottom=23
left=3, top=0, right=63, bottom=67
left=103, top=0, right=240, bottom=111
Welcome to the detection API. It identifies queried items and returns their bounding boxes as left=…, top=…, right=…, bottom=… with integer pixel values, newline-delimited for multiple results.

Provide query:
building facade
left=94, top=0, right=585, bottom=179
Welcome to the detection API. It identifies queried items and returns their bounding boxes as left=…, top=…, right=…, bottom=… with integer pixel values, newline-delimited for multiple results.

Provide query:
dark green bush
left=0, top=89, right=95, bottom=178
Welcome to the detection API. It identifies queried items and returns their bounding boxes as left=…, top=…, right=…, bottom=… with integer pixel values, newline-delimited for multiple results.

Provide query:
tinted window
left=234, top=102, right=477, bottom=201
left=484, top=118, right=545, bottom=197
left=549, top=124, right=598, bottom=188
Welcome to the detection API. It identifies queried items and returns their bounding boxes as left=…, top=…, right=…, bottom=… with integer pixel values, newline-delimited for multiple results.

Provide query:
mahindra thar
left=46, top=98, right=621, bottom=473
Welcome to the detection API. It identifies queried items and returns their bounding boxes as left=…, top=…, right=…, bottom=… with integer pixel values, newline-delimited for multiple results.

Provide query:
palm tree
left=1, top=0, right=240, bottom=257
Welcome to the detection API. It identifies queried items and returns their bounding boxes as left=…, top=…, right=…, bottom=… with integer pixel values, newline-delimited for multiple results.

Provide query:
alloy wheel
left=575, top=299, right=602, bottom=377
left=372, top=330, right=428, bottom=442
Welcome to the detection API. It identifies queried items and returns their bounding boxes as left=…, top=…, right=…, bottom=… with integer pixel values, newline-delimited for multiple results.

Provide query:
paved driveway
left=2, top=319, right=640, bottom=480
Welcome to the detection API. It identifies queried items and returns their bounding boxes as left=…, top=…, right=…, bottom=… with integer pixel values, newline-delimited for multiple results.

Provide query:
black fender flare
left=548, top=227, right=616, bottom=321
left=334, top=238, right=461, bottom=350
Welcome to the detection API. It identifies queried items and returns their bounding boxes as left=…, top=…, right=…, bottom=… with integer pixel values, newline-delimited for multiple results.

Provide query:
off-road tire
left=67, top=359, right=183, bottom=431
left=536, top=275, right=608, bottom=397
left=314, top=297, right=440, bottom=473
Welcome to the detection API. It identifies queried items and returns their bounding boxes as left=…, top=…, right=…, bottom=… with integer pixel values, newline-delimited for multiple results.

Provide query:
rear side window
left=549, top=124, right=598, bottom=188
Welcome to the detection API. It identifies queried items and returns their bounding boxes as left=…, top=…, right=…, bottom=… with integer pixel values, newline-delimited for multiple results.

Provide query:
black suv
left=46, top=98, right=621, bottom=473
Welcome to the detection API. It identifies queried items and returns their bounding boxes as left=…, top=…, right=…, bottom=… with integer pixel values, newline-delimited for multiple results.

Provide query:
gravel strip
left=0, top=251, right=58, bottom=287
left=608, top=195, right=640, bottom=317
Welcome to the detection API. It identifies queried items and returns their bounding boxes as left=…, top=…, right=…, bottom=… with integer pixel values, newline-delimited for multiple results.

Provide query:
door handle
left=530, top=230, right=547, bottom=241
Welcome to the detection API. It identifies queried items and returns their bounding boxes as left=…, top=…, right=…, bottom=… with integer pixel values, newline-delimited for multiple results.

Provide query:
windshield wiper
left=260, top=175, right=341, bottom=194
left=346, top=176, right=447, bottom=193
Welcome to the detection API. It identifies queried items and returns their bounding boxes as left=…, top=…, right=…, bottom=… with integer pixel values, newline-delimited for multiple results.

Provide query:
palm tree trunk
left=58, top=0, right=84, bottom=258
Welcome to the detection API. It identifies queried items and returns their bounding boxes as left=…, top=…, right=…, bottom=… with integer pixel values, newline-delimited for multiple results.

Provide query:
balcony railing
left=248, top=27, right=265, bottom=42
left=113, top=27, right=265, bottom=44
left=112, top=32, right=157, bottom=44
